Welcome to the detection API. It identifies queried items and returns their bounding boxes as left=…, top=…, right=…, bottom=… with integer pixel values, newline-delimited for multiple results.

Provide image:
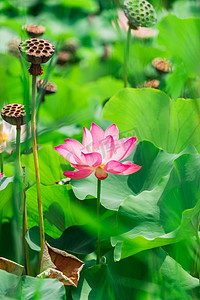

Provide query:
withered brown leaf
left=0, top=257, right=24, bottom=276
left=38, top=242, right=85, bottom=287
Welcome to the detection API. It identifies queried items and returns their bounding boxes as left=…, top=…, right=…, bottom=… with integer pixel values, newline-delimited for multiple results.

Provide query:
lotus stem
left=31, top=75, right=45, bottom=257
left=16, top=126, right=21, bottom=172
left=0, top=153, right=3, bottom=173
left=123, top=26, right=131, bottom=88
left=22, top=166, right=31, bottom=275
left=16, top=127, right=30, bottom=274
left=12, top=125, right=23, bottom=263
left=96, top=178, right=101, bottom=265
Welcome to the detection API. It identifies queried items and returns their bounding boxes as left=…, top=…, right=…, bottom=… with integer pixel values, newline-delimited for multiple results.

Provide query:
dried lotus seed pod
left=56, top=51, right=72, bottom=66
left=61, top=39, right=79, bottom=54
left=137, top=79, right=160, bottom=89
left=37, top=79, right=57, bottom=102
left=123, top=0, right=157, bottom=29
left=152, top=58, right=173, bottom=74
left=1, top=104, right=28, bottom=127
left=18, top=38, right=55, bottom=76
left=23, top=25, right=45, bottom=38
left=37, top=79, right=57, bottom=95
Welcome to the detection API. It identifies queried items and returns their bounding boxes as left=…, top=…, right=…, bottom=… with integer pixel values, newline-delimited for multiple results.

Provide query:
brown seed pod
left=1, top=104, right=28, bottom=127
left=37, top=79, right=57, bottom=102
left=56, top=51, right=72, bottom=66
left=37, top=79, right=57, bottom=95
left=18, top=38, right=55, bottom=76
left=152, top=58, right=173, bottom=74
left=138, top=79, right=160, bottom=89
left=23, top=25, right=45, bottom=38
left=61, top=39, right=79, bottom=54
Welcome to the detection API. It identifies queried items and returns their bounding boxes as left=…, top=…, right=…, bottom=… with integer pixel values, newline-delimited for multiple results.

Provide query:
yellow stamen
left=0, top=132, right=8, bottom=144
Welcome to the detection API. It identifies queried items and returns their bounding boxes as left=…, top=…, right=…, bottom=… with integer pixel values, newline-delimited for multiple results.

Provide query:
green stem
left=0, top=153, right=3, bottom=174
left=22, top=166, right=31, bottom=275
left=196, top=223, right=200, bottom=284
left=123, top=26, right=131, bottom=88
left=12, top=126, right=23, bottom=263
left=16, top=126, right=21, bottom=172
left=16, top=127, right=30, bottom=274
left=31, top=75, right=45, bottom=258
left=96, top=179, right=101, bottom=265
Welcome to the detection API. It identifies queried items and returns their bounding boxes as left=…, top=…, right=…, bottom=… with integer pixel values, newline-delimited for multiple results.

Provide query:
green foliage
left=0, top=270, right=65, bottom=299
left=1, top=0, right=200, bottom=299
left=103, top=88, right=200, bottom=153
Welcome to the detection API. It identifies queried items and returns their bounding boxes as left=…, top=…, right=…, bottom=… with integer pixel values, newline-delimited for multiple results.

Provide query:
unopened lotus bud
left=18, top=38, right=55, bottom=76
left=23, top=25, right=45, bottom=38
left=1, top=104, right=28, bottom=127
left=123, top=0, right=157, bottom=29
left=37, top=79, right=57, bottom=102
left=152, top=58, right=173, bottom=74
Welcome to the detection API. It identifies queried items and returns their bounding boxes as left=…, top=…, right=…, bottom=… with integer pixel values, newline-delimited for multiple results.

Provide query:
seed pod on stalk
left=23, top=25, right=45, bottom=38
left=152, top=58, right=173, bottom=75
left=19, top=37, right=55, bottom=259
left=37, top=79, right=57, bottom=102
left=122, top=0, right=157, bottom=87
left=1, top=104, right=27, bottom=127
left=123, top=0, right=157, bottom=30
left=19, top=38, right=55, bottom=76
left=1, top=103, right=30, bottom=274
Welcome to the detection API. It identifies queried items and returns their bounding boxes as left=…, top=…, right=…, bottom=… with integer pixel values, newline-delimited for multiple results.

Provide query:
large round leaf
left=112, top=148, right=200, bottom=260
left=103, top=88, right=200, bottom=153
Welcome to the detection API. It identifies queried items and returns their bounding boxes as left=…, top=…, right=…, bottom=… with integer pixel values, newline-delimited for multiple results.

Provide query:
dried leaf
left=38, top=242, right=85, bottom=287
left=0, top=257, right=24, bottom=276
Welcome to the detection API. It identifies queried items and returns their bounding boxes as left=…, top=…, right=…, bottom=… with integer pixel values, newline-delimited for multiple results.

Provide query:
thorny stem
left=31, top=75, right=45, bottom=258
left=123, top=26, right=131, bottom=88
left=96, top=179, right=101, bottom=265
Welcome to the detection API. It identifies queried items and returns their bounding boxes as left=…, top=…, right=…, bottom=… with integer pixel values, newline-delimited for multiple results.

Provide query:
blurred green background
left=1, top=0, right=200, bottom=299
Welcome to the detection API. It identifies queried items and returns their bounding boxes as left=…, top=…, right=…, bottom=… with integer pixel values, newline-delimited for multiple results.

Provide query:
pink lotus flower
left=0, top=173, right=4, bottom=177
left=55, top=123, right=141, bottom=180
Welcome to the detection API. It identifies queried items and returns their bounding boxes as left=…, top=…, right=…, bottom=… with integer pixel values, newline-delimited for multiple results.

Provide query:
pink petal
left=99, top=135, right=115, bottom=163
left=95, top=167, right=108, bottom=180
left=104, top=160, right=141, bottom=175
left=64, top=139, right=83, bottom=154
left=0, top=173, right=4, bottom=177
left=63, top=139, right=85, bottom=164
left=104, top=160, right=130, bottom=174
left=118, top=161, right=141, bottom=175
left=70, top=163, right=90, bottom=170
left=90, top=123, right=105, bottom=151
left=112, top=137, right=137, bottom=161
left=104, top=124, right=119, bottom=141
left=81, top=152, right=102, bottom=167
left=82, top=127, right=93, bottom=152
left=63, top=169, right=94, bottom=179
left=55, top=145, right=79, bottom=164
